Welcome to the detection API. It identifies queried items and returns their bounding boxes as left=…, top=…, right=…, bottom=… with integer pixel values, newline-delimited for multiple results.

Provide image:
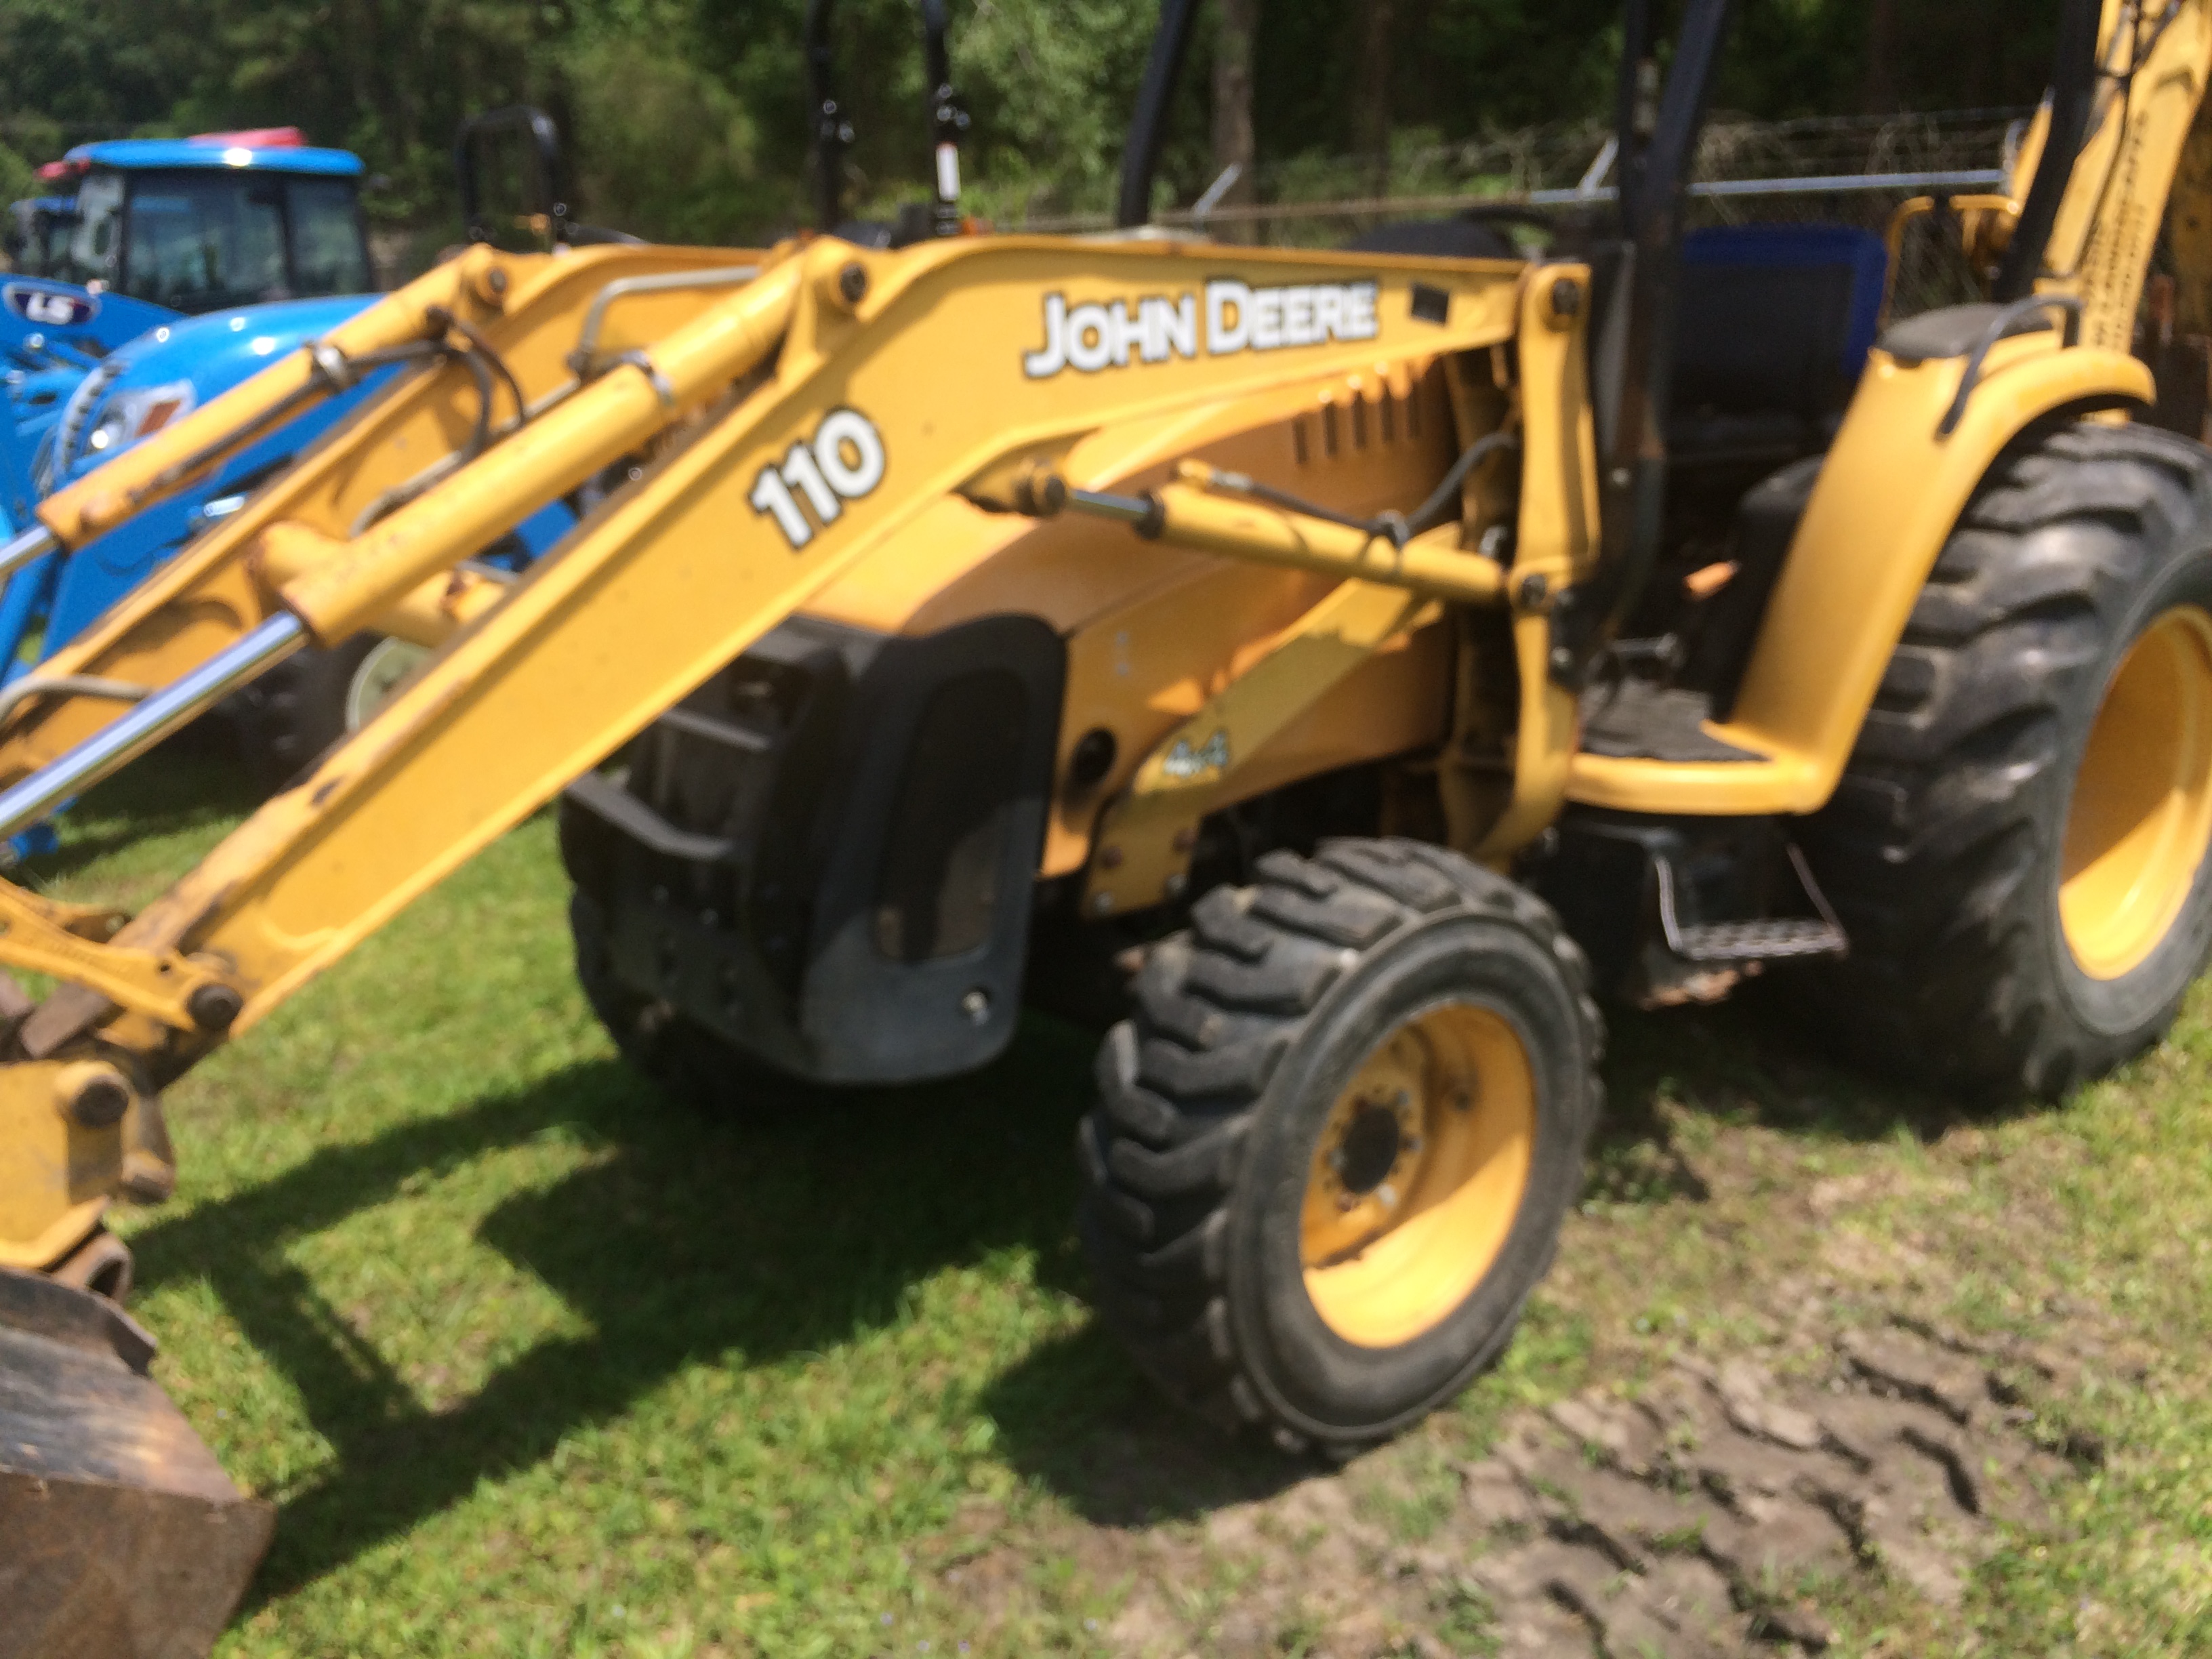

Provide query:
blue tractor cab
left=39, top=129, right=371, bottom=314
left=1, top=129, right=371, bottom=441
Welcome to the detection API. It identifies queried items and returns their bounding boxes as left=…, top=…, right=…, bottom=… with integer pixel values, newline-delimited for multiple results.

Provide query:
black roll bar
left=807, top=0, right=968, bottom=237
left=1116, top=0, right=1204, bottom=228
left=1993, top=0, right=2106, bottom=301
left=920, top=0, right=971, bottom=236
left=1612, top=0, right=1656, bottom=232
left=1570, top=0, right=1734, bottom=668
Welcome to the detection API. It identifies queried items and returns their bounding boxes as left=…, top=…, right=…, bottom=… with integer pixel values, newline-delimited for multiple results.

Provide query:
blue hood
left=52, top=293, right=377, bottom=486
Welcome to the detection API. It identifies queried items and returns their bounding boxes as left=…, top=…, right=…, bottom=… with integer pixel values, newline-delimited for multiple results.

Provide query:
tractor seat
left=1668, top=224, right=1890, bottom=470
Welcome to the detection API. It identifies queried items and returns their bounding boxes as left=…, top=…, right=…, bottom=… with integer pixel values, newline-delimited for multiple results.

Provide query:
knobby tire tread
left=1076, top=836, right=1603, bottom=1450
left=1799, top=423, right=2212, bottom=1094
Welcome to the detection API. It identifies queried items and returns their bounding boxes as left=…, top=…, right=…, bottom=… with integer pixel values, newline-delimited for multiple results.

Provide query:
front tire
left=1078, top=840, right=1603, bottom=1453
left=569, top=886, right=785, bottom=1113
left=232, top=634, right=429, bottom=793
left=1801, top=424, right=2212, bottom=1096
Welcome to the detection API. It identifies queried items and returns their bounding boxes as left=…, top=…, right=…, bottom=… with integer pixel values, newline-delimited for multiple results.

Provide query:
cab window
left=286, top=178, right=370, bottom=295
left=122, top=171, right=287, bottom=310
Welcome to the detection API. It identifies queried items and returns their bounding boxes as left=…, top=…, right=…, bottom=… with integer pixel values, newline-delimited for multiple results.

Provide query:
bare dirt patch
left=926, top=1305, right=2146, bottom=1658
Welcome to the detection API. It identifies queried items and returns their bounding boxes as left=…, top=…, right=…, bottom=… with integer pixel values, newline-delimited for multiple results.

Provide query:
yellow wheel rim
left=1300, top=1004, right=1536, bottom=1350
left=2061, top=605, right=2212, bottom=981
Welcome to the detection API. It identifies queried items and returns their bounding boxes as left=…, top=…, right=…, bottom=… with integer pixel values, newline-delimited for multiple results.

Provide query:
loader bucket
left=0, top=1268, right=272, bottom=1659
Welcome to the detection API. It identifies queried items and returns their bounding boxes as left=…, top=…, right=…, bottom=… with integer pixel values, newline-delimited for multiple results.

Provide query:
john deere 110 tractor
left=2, top=1, right=2210, bottom=1650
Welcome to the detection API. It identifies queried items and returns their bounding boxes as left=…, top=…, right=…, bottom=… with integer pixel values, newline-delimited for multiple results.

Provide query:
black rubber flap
left=1579, top=682, right=1764, bottom=764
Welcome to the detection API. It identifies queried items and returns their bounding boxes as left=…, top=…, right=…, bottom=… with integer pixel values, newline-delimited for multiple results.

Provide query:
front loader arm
left=0, top=232, right=1527, bottom=1271
left=0, top=241, right=766, bottom=795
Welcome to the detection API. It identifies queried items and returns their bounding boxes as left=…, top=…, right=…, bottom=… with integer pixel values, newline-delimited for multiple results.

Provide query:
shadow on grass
left=123, top=962, right=2061, bottom=1605
left=125, top=1010, right=1303, bottom=1607
left=16, top=722, right=262, bottom=884
left=1585, top=981, right=2057, bottom=1204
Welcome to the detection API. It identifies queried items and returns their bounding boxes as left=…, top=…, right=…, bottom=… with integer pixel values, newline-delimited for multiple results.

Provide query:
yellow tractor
left=4, top=0, right=2212, bottom=1648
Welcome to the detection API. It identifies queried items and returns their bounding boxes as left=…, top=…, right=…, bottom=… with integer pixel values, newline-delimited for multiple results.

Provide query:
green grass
left=23, top=736, right=2212, bottom=1656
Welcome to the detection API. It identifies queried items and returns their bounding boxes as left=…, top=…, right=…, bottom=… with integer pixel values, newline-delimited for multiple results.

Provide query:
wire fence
left=1000, top=108, right=2030, bottom=320
left=1013, top=108, right=2027, bottom=230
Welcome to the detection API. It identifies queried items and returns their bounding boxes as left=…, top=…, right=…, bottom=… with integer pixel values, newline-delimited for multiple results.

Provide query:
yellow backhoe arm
left=1998, top=0, right=2212, bottom=346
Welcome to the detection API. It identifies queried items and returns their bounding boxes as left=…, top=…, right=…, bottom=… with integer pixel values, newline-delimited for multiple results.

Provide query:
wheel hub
left=1299, top=1004, right=1535, bottom=1350
left=2061, top=604, right=2212, bottom=981
left=1329, top=1094, right=1416, bottom=1202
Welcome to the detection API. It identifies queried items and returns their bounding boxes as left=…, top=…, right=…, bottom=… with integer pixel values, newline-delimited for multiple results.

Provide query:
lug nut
left=838, top=262, right=869, bottom=306
left=1067, top=727, right=1117, bottom=788
left=1550, top=276, right=1582, bottom=320
left=54, top=1061, right=131, bottom=1130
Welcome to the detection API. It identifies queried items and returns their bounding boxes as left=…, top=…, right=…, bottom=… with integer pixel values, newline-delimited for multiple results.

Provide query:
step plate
left=1674, top=917, right=1847, bottom=964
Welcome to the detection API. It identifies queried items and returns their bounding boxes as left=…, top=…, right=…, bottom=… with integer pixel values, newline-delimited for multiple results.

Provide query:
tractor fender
left=1568, top=327, right=2153, bottom=817
left=28, top=296, right=388, bottom=659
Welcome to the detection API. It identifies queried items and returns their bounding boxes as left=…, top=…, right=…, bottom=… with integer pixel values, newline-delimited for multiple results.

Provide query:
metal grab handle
left=0, top=675, right=145, bottom=728
left=1938, top=293, right=2085, bottom=438
left=569, top=267, right=759, bottom=379
left=0, top=614, right=305, bottom=842
left=0, top=525, right=56, bottom=587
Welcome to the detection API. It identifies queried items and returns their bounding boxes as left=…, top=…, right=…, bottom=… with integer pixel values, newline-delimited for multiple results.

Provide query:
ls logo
left=3, top=285, right=98, bottom=328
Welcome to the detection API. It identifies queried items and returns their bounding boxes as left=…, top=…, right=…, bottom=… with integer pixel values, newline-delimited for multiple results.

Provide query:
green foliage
left=560, top=34, right=762, bottom=245
left=0, top=1, right=2070, bottom=249
left=0, top=139, right=37, bottom=211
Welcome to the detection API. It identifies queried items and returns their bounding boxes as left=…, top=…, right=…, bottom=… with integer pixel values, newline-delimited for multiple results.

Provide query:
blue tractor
left=2, top=130, right=363, bottom=435
left=0, top=125, right=576, bottom=822
left=2, top=194, right=76, bottom=278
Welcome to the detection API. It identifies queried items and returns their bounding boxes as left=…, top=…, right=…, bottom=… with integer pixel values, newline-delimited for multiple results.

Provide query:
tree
left=1350, top=0, right=1395, bottom=192
left=1213, top=0, right=1259, bottom=235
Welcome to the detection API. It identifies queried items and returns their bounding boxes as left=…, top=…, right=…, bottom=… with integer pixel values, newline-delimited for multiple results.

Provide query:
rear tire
left=1799, top=424, right=2212, bottom=1096
left=1078, top=839, right=1603, bottom=1454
